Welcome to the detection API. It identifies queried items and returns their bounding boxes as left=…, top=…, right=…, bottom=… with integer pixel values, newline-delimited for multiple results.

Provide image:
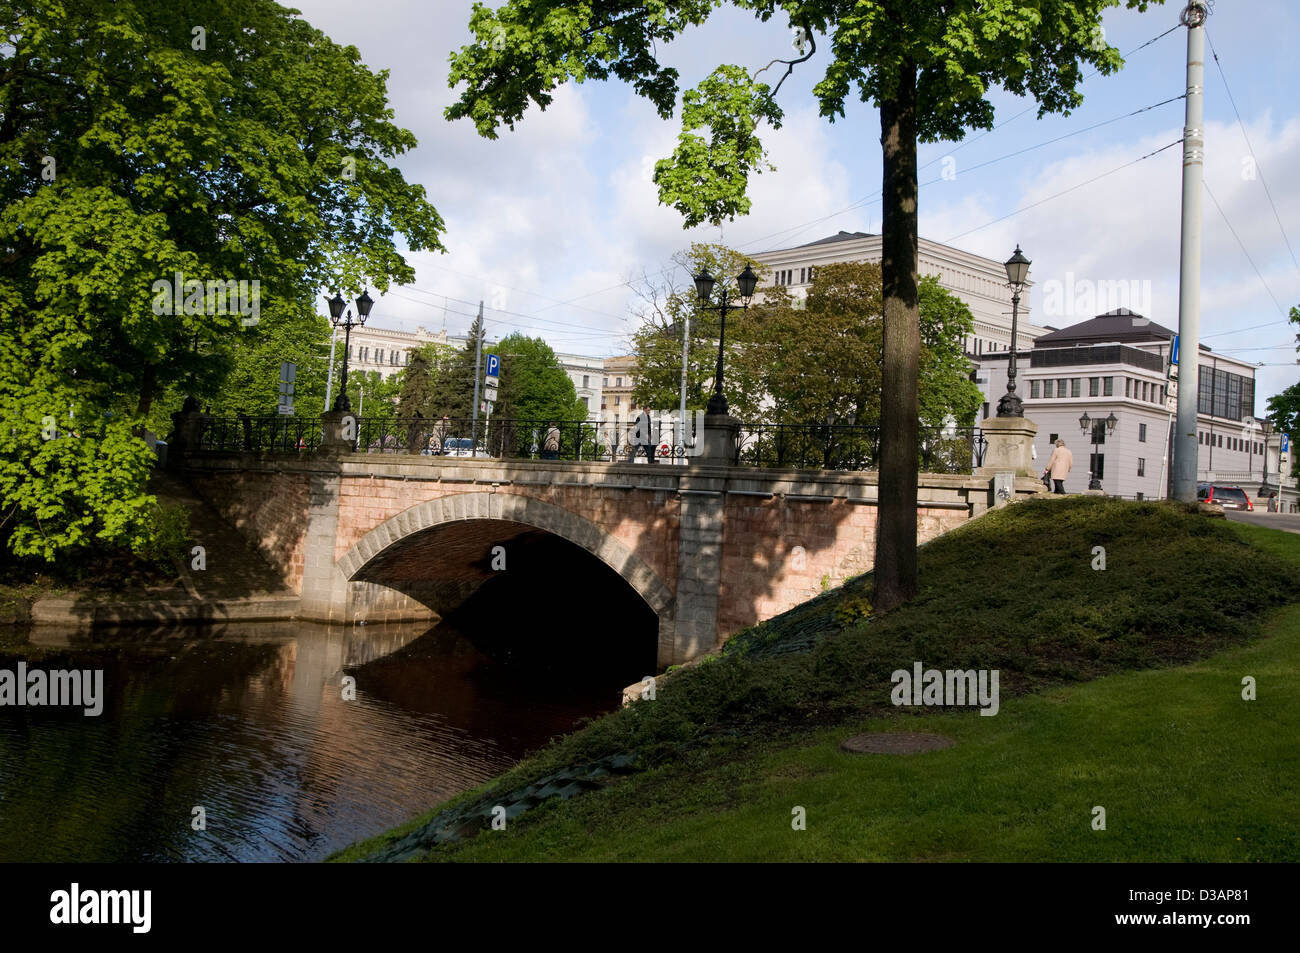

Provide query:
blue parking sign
left=1170, top=334, right=1179, bottom=365
left=486, top=354, right=500, bottom=378
left=1282, top=434, right=1290, bottom=454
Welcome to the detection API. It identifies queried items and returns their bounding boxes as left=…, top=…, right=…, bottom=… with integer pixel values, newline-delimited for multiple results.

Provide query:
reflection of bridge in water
left=176, top=411, right=1031, bottom=670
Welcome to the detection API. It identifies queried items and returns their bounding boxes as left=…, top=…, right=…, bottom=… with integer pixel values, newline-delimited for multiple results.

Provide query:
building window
left=1137, top=457, right=1145, bottom=477
left=1125, top=378, right=1132, bottom=398
left=1091, top=421, right=1106, bottom=446
left=807, top=266, right=814, bottom=282
left=1090, top=453, right=1105, bottom=481
left=375, top=349, right=383, bottom=364
left=1089, top=377, right=1100, bottom=397
left=1044, top=379, right=1054, bottom=398
left=1058, top=378, right=1067, bottom=397
left=1142, top=381, right=1149, bottom=402
left=1137, top=492, right=1144, bottom=501
left=603, top=377, right=608, bottom=387
left=1139, top=423, right=1147, bottom=442
left=1030, top=380, right=1041, bottom=399
left=614, top=396, right=620, bottom=406
left=583, top=375, right=589, bottom=388
left=982, top=402, right=989, bottom=420
left=1217, top=434, right=1222, bottom=447
left=1103, top=376, right=1114, bottom=396
left=1071, top=378, right=1081, bottom=398
left=616, top=377, right=623, bottom=387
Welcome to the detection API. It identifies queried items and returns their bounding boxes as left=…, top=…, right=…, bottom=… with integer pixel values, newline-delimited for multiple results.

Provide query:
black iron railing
left=191, top=414, right=985, bottom=474
left=733, top=423, right=986, bottom=474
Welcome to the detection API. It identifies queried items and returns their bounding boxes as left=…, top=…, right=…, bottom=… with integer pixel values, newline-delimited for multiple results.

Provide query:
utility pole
left=470, top=300, right=484, bottom=435
left=1171, top=0, right=1210, bottom=501
left=324, top=327, right=338, bottom=411
left=679, top=313, right=690, bottom=454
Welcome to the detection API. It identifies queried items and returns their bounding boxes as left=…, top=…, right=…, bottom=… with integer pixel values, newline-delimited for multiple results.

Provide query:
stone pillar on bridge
left=975, top=416, right=1040, bottom=479
left=299, top=468, right=351, bottom=623
left=696, top=413, right=741, bottom=467
left=319, top=409, right=356, bottom=455
left=164, top=397, right=206, bottom=470
left=673, top=475, right=727, bottom=660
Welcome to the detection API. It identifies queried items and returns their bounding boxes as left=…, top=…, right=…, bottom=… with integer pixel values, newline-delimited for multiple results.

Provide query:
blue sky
left=293, top=0, right=1300, bottom=405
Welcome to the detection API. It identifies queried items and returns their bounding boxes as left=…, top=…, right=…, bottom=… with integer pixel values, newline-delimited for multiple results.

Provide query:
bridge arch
left=336, top=491, right=675, bottom=619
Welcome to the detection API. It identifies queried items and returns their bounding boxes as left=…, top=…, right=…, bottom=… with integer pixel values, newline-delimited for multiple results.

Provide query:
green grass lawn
left=334, top=501, right=1300, bottom=862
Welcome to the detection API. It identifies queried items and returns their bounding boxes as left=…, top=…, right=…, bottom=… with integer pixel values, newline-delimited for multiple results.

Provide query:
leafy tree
left=630, top=242, right=770, bottom=420
left=488, top=333, right=586, bottom=422
left=398, top=341, right=459, bottom=418
left=633, top=256, right=983, bottom=431
left=0, top=0, right=444, bottom=559
left=345, top=370, right=402, bottom=419
left=1265, top=304, right=1300, bottom=479
left=446, top=0, right=1156, bottom=610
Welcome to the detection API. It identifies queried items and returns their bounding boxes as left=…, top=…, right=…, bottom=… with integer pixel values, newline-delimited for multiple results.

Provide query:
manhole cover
left=840, top=732, right=955, bottom=754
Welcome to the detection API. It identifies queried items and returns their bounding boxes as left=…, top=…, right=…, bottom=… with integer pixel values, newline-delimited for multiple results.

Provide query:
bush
left=136, top=503, right=191, bottom=574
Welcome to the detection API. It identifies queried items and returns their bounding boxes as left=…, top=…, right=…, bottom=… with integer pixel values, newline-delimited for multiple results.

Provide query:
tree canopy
left=0, top=0, right=445, bottom=559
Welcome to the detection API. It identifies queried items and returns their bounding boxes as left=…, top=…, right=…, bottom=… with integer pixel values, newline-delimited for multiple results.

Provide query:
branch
left=752, top=22, right=816, bottom=100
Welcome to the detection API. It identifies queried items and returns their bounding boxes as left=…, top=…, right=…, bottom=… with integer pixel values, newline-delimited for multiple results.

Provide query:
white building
left=975, top=309, right=1294, bottom=507
left=749, top=230, right=1052, bottom=358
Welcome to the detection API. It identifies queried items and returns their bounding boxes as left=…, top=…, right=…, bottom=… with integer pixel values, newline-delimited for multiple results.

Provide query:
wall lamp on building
left=694, top=263, right=758, bottom=416
left=996, top=244, right=1032, bottom=417
left=325, top=289, right=374, bottom=412
left=1079, top=410, right=1117, bottom=490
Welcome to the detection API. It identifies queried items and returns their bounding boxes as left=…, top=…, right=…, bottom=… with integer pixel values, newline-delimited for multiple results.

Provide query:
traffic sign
left=1164, top=393, right=1177, bottom=414
left=1170, top=334, right=1179, bottom=366
left=1166, top=378, right=1178, bottom=399
left=485, top=374, right=499, bottom=388
left=485, top=401, right=494, bottom=415
left=483, top=385, right=498, bottom=402
left=1283, top=433, right=1290, bottom=455
left=486, top=354, right=500, bottom=378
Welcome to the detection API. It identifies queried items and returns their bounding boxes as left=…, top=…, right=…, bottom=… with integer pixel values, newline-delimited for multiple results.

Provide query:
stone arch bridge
left=184, top=452, right=1027, bottom=668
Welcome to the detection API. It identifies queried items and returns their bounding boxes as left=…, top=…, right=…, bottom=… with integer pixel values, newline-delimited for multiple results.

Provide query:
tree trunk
left=874, top=59, right=920, bottom=613
left=136, top=363, right=156, bottom=421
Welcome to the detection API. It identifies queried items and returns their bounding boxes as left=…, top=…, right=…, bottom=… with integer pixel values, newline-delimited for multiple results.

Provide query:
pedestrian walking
left=541, top=421, right=560, bottom=460
left=1045, top=438, right=1073, bottom=494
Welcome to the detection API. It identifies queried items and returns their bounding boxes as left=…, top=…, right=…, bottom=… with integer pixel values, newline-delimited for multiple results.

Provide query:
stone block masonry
left=186, top=455, right=1016, bottom=668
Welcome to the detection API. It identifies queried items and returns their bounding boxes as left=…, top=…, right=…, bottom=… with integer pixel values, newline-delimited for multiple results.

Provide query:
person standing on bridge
left=1045, top=438, right=1073, bottom=494
left=542, top=422, right=561, bottom=460
left=630, top=408, right=656, bottom=464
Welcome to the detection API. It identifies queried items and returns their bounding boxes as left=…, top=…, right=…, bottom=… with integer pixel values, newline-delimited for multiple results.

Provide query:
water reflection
left=0, top=619, right=617, bottom=862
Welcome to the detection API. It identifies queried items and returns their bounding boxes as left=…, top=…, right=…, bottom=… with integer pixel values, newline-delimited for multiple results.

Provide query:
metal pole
left=679, top=312, right=690, bottom=452
left=324, top=327, right=338, bottom=412
left=471, top=300, right=483, bottom=439
left=707, top=289, right=729, bottom=415
left=1172, top=0, right=1209, bottom=501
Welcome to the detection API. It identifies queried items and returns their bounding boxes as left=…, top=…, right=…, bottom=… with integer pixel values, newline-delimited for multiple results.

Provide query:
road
left=1225, top=510, right=1300, bottom=534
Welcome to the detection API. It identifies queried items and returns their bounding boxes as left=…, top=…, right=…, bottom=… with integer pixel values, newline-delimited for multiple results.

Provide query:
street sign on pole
left=483, top=385, right=498, bottom=402
left=1282, top=433, right=1290, bottom=455
left=1170, top=333, right=1179, bottom=366
left=484, top=375, right=499, bottom=388
left=486, top=354, right=500, bottom=378
left=277, top=361, right=296, bottom=415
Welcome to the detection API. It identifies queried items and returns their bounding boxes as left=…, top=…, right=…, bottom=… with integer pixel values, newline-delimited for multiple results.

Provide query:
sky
left=291, top=0, right=1300, bottom=407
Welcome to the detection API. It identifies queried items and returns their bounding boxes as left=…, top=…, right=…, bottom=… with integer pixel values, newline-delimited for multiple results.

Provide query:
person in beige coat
left=1044, top=439, right=1073, bottom=494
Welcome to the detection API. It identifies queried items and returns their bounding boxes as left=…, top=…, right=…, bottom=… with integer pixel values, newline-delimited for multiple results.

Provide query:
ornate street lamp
left=694, top=263, right=757, bottom=416
left=327, top=289, right=374, bottom=412
left=996, top=244, right=1032, bottom=416
left=1079, top=410, right=1118, bottom=490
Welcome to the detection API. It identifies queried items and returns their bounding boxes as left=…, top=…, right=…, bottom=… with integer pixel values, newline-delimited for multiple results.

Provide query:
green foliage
left=489, top=333, right=587, bottom=422
left=135, top=503, right=192, bottom=575
left=0, top=0, right=444, bottom=559
left=633, top=253, right=981, bottom=426
left=833, top=594, right=872, bottom=628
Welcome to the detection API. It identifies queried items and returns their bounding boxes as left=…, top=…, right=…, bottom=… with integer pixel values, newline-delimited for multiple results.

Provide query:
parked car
left=441, top=437, right=491, bottom=458
left=1197, top=483, right=1253, bottom=511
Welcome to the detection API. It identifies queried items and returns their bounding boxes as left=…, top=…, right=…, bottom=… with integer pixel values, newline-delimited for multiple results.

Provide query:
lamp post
left=1079, top=410, right=1118, bottom=491
left=694, top=263, right=758, bottom=416
left=996, top=244, right=1031, bottom=417
left=326, top=289, right=374, bottom=412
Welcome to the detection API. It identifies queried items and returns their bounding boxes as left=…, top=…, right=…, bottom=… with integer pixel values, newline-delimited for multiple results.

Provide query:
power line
left=1205, top=29, right=1300, bottom=277
left=943, top=139, right=1183, bottom=243
left=1203, top=180, right=1288, bottom=316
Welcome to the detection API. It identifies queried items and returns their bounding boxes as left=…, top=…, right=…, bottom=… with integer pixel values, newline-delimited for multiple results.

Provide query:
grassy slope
left=333, top=500, right=1300, bottom=862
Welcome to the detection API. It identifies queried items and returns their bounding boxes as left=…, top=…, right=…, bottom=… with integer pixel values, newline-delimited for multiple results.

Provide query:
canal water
left=0, top=619, right=624, bottom=862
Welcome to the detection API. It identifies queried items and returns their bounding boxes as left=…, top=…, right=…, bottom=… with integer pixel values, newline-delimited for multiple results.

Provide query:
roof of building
left=1032, top=309, right=1179, bottom=347
left=793, top=230, right=876, bottom=249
